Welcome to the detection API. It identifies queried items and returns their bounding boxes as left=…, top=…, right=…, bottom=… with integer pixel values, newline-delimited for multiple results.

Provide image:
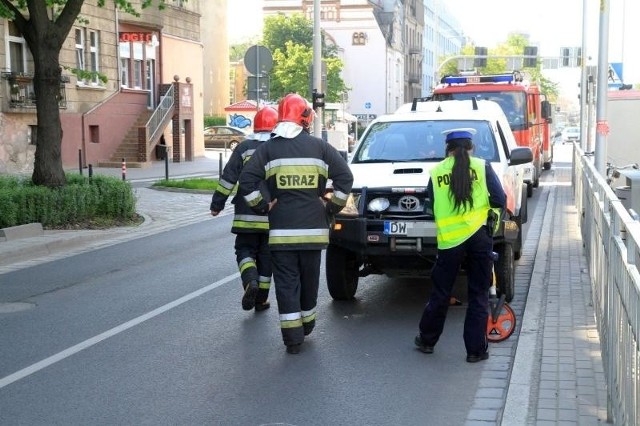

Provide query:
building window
left=89, top=125, right=100, bottom=144
left=7, top=21, right=27, bottom=73
left=352, top=32, right=366, bottom=46
left=119, top=42, right=130, bottom=87
left=29, top=125, right=37, bottom=145
left=89, top=30, right=100, bottom=84
left=75, top=28, right=85, bottom=71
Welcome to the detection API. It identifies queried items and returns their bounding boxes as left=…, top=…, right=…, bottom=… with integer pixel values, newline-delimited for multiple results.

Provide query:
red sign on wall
left=119, top=32, right=153, bottom=43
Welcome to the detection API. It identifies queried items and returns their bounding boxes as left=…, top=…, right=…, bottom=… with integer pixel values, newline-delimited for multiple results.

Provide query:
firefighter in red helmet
left=210, top=106, right=278, bottom=312
left=239, top=93, right=354, bottom=354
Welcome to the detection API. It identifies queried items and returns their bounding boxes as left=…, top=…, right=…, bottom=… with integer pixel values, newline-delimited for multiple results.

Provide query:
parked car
left=326, top=99, right=532, bottom=303
left=561, top=126, right=580, bottom=145
left=204, top=126, right=248, bottom=150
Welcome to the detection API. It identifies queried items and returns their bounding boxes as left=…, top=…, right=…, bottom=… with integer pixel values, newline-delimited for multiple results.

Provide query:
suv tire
left=326, top=244, right=359, bottom=300
left=495, top=243, right=515, bottom=303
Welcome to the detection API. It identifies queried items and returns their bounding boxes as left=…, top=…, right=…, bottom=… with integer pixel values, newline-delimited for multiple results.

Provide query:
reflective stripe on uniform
left=280, top=312, right=303, bottom=328
left=241, top=149, right=255, bottom=164
left=332, top=190, right=349, bottom=206
left=232, top=214, right=269, bottom=230
left=216, top=178, right=235, bottom=196
left=269, top=228, right=329, bottom=245
left=302, top=307, right=317, bottom=323
left=238, top=257, right=256, bottom=273
left=258, top=275, right=271, bottom=289
left=244, top=190, right=263, bottom=207
left=264, top=158, right=329, bottom=179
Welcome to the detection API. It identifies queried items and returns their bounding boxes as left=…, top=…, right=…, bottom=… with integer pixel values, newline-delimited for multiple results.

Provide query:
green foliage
left=153, top=178, right=219, bottom=191
left=439, top=34, right=559, bottom=100
left=204, top=116, right=226, bottom=127
left=230, top=42, right=255, bottom=62
left=0, top=174, right=137, bottom=229
left=262, top=13, right=348, bottom=102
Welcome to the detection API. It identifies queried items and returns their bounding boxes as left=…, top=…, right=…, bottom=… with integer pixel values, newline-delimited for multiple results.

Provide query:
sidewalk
left=0, top=157, right=610, bottom=424
left=501, top=166, right=608, bottom=425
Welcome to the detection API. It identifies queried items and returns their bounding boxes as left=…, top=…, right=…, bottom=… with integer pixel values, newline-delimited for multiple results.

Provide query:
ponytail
left=448, top=145, right=474, bottom=212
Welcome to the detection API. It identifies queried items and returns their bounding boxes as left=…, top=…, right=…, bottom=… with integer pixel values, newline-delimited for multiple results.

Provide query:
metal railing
left=145, top=84, right=174, bottom=143
left=573, top=145, right=640, bottom=425
left=1, top=72, right=68, bottom=109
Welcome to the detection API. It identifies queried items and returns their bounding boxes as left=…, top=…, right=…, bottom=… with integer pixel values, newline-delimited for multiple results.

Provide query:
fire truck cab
left=432, top=72, right=552, bottom=197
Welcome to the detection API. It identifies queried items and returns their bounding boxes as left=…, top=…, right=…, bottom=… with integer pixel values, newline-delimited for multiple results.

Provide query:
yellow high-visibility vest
left=431, top=156, right=491, bottom=249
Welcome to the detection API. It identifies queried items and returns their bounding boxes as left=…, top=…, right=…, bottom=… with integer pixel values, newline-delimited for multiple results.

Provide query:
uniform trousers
left=418, top=226, right=493, bottom=355
left=234, top=233, right=271, bottom=304
left=270, top=250, right=321, bottom=346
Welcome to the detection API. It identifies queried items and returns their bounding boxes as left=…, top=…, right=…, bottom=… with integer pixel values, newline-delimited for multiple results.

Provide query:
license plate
left=383, top=221, right=436, bottom=237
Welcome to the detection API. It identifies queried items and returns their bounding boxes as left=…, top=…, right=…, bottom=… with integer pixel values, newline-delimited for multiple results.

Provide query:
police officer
left=239, top=93, right=354, bottom=354
left=414, top=128, right=506, bottom=363
left=210, top=106, right=278, bottom=312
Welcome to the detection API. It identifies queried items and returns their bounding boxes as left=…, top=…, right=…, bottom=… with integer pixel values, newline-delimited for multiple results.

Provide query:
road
left=0, top=158, right=557, bottom=425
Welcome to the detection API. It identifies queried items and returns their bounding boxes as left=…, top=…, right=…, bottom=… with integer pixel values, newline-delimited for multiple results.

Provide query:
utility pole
left=312, top=0, right=323, bottom=138
left=594, top=0, right=610, bottom=175
left=579, top=0, right=588, bottom=152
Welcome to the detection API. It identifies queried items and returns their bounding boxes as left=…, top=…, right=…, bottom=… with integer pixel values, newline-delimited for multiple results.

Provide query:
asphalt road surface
left=0, top=175, right=551, bottom=425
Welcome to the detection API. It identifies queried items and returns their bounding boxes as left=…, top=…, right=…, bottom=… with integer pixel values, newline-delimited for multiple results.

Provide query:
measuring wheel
left=487, top=302, right=516, bottom=342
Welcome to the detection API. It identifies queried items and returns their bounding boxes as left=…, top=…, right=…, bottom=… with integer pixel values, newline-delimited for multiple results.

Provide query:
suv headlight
left=368, top=197, right=390, bottom=212
left=338, top=193, right=361, bottom=216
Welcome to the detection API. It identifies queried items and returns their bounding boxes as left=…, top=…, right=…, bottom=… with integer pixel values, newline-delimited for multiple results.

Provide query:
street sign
left=247, top=75, right=270, bottom=101
left=364, top=102, right=371, bottom=109
left=244, top=45, right=273, bottom=76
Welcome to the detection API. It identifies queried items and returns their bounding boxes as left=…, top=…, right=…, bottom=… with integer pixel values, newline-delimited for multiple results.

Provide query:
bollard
left=164, top=146, right=169, bottom=181
left=121, top=158, right=126, bottom=181
left=219, top=152, right=223, bottom=177
left=88, top=164, right=93, bottom=179
left=78, top=149, right=83, bottom=175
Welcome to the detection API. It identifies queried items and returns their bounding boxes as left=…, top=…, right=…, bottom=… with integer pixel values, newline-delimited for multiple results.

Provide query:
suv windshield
left=353, top=120, right=499, bottom=164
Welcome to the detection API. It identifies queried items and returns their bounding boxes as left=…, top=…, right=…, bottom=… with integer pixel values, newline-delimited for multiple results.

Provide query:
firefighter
left=210, top=106, right=278, bottom=312
left=414, top=128, right=506, bottom=363
left=239, top=93, right=354, bottom=354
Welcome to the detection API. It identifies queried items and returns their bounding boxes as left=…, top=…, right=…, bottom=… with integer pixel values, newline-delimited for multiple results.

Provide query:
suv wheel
left=526, top=182, right=533, bottom=198
left=326, top=245, right=359, bottom=300
left=495, top=243, right=515, bottom=303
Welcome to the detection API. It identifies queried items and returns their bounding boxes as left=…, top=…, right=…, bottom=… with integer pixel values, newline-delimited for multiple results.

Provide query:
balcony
left=2, top=72, right=68, bottom=111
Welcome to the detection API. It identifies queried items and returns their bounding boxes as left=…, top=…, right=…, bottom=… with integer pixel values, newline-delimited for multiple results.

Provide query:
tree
left=439, top=34, right=559, bottom=101
left=262, top=13, right=347, bottom=102
left=0, top=0, right=171, bottom=188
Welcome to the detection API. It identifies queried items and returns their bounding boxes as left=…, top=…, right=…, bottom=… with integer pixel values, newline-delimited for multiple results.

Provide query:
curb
left=501, top=185, right=555, bottom=424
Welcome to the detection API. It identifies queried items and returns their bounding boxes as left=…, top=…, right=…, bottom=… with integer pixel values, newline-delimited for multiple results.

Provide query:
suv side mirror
left=509, top=147, right=533, bottom=166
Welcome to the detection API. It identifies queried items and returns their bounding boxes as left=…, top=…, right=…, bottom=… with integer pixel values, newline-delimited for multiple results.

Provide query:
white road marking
left=0, top=272, right=240, bottom=389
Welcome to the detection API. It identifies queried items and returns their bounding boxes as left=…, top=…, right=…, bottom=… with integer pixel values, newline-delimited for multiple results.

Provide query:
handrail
left=145, top=84, right=174, bottom=143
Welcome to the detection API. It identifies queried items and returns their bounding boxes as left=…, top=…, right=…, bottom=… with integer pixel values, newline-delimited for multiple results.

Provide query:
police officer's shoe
left=466, top=352, right=489, bottom=363
left=254, top=300, right=271, bottom=312
left=286, top=344, right=301, bottom=355
left=414, top=335, right=434, bottom=354
left=241, top=280, right=259, bottom=311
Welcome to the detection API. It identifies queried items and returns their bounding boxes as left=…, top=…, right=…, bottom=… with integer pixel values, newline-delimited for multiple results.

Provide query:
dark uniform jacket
left=210, top=136, right=270, bottom=234
left=239, top=131, right=354, bottom=251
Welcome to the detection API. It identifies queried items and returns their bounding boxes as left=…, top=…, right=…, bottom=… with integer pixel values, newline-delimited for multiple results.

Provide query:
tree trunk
left=31, top=49, right=66, bottom=187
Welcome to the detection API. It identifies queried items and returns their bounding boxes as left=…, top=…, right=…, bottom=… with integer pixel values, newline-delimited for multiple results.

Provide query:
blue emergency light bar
left=441, top=73, right=519, bottom=84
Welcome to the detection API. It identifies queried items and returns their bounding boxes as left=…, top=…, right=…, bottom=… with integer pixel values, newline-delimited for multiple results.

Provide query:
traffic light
left=474, top=47, right=487, bottom=68
left=312, top=89, right=325, bottom=109
left=523, top=46, right=538, bottom=68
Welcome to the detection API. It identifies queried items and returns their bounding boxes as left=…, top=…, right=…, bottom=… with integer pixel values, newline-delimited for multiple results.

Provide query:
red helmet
left=278, top=93, right=315, bottom=129
left=253, top=106, right=278, bottom=133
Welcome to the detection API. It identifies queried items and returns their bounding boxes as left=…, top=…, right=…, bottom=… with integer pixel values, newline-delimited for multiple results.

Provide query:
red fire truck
left=432, top=72, right=553, bottom=197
